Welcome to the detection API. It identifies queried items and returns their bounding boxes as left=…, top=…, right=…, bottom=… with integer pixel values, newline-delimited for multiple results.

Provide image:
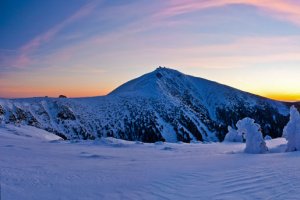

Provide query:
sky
left=1, top=0, right=300, bottom=101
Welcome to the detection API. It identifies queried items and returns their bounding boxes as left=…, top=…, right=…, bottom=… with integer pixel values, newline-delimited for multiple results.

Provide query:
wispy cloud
left=162, top=0, right=300, bottom=25
left=4, top=0, right=300, bottom=70
left=21, top=0, right=100, bottom=53
left=1, top=0, right=101, bottom=69
left=73, top=0, right=300, bottom=54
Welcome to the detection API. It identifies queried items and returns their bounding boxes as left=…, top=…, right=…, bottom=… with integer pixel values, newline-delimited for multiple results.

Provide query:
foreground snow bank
left=1, top=125, right=298, bottom=200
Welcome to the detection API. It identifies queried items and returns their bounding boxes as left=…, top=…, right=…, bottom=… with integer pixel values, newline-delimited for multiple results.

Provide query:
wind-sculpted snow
left=236, top=117, right=268, bottom=154
left=0, top=67, right=291, bottom=142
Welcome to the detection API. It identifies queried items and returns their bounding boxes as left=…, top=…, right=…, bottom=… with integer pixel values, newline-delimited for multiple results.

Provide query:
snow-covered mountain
left=0, top=67, right=292, bottom=142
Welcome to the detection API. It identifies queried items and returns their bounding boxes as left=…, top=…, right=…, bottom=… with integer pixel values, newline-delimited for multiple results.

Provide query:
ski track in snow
left=1, top=125, right=300, bottom=200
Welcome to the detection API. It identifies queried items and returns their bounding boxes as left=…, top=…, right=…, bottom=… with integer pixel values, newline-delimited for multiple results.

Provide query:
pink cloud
left=6, top=0, right=300, bottom=70
left=161, top=0, right=300, bottom=25
left=88, top=0, right=300, bottom=47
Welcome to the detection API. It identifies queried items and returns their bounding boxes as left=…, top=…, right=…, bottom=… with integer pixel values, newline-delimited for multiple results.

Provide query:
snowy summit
left=0, top=67, right=295, bottom=143
left=1, top=67, right=300, bottom=199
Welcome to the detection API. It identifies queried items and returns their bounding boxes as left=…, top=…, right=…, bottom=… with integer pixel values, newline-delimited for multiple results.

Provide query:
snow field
left=1, top=125, right=300, bottom=200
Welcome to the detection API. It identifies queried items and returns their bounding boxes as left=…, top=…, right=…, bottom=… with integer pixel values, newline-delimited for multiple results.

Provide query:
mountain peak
left=0, top=67, right=290, bottom=143
left=109, top=67, right=184, bottom=96
left=154, top=66, right=182, bottom=74
left=153, top=66, right=186, bottom=80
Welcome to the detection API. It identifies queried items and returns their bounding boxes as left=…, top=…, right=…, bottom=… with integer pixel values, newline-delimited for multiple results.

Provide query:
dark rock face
left=15, top=108, right=27, bottom=121
left=216, top=103, right=288, bottom=140
left=5, top=107, right=40, bottom=126
left=56, top=104, right=76, bottom=121
left=156, top=72, right=163, bottom=79
left=121, top=110, right=164, bottom=142
left=0, top=105, right=4, bottom=115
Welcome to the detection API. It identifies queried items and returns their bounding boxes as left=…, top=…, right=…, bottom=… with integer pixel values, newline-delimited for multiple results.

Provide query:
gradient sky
left=1, top=0, right=300, bottom=101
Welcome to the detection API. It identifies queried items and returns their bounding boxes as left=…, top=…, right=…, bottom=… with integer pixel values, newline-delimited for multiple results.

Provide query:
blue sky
left=1, top=0, right=300, bottom=100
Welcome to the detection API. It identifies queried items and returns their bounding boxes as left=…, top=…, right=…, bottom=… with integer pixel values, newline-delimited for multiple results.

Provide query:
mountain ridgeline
left=0, top=67, right=294, bottom=142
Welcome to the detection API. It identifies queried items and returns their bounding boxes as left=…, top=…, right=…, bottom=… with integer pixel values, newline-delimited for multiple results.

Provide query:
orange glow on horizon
left=0, top=87, right=113, bottom=99
left=263, top=93, right=300, bottom=102
left=1, top=86, right=300, bottom=102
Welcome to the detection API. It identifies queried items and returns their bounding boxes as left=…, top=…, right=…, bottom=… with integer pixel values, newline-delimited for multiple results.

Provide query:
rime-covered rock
left=283, top=106, right=300, bottom=152
left=237, top=118, right=268, bottom=154
left=224, top=126, right=243, bottom=142
left=264, top=135, right=272, bottom=140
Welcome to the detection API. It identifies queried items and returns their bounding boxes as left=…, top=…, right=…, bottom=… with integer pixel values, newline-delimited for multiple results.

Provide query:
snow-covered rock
left=264, top=135, right=272, bottom=140
left=283, top=106, right=300, bottom=152
left=224, top=126, right=243, bottom=142
left=237, top=118, right=268, bottom=154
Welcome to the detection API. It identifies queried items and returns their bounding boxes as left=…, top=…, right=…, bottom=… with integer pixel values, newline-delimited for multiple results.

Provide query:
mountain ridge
left=0, top=67, right=294, bottom=142
left=108, top=67, right=296, bottom=103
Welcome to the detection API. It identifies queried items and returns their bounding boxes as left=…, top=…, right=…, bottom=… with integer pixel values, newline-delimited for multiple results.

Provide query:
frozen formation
left=236, top=117, right=268, bottom=154
left=264, top=135, right=272, bottom=140
left=224, top=126, right=243, bottom=142
left=224, top=118, right=270, bottom=154
left=283, top=106, right=300, bottom=152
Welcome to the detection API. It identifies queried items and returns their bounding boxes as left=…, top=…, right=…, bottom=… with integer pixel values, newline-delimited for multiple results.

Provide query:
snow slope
left=0, top=67, right=291, bottom=142
left=2, top=125, right=300, bottom=200
left=0, top=124, right=62, bottom=141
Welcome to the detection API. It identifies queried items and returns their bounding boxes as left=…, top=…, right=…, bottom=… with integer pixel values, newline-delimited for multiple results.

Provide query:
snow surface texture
left=237, top=118, right=268, bottom=154
left=2, top=125, right=300, bottom=200
left=283, top=106, right=300, bottom=152
left=0, top=67, right=291, bottom=142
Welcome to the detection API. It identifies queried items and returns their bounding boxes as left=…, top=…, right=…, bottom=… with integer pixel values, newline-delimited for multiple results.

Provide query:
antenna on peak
left=157, top=66, right=166, bottom=70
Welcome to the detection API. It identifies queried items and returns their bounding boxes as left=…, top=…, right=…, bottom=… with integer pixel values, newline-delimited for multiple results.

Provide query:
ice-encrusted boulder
left=224, top=126, right=243, bottom=142
left=264, top=135, right=272, bottom=140
left=283, top=106, right=300, bottom=152
left=237, top=117, right=268, bottom=154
